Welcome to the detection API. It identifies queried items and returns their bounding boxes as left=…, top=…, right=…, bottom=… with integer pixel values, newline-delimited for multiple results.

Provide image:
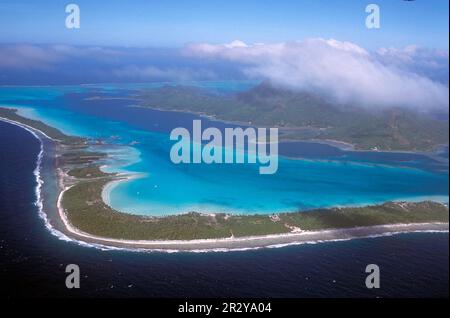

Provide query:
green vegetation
left=281, top=201, right=449, bottom=230
left=3, top=104, right=447, bottom=242
left=67, top=166, right=114, bottom=179
left=60, top=151, right=106, bottom=165
left=0, top=107, right=83, bottom=144
left=64, top=179, right=235, bottom=240
left=137, top=83, right=449, bottom=151
left=63, top=176, right=448, bottom=240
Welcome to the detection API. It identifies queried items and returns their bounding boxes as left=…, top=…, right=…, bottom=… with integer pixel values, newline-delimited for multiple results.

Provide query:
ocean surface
left=0, top=83, right=449, bottom=298
left=0, top=83, right=448, bottom=216
left=0, top=122, right=448, bottom=298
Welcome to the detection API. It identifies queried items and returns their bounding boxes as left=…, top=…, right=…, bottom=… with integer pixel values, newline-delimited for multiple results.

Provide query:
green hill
left=137, top=83, right=449, bottom=151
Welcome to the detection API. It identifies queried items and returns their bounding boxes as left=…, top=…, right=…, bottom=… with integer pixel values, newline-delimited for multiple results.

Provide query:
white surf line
left=0, top=116, right=54, bottom=140
left=57, top=179, right=450, bottom=249
left=0, top=118, right=75, bottom=239
left=2, top=116, right=449, bottom=253
left=0, top=117, right=127, bottom=251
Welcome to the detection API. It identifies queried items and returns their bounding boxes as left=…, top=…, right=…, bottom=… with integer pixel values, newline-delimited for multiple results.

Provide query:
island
left=0, top=107, right=448, bottom=251
left=136, top=82, right=449, bottom=151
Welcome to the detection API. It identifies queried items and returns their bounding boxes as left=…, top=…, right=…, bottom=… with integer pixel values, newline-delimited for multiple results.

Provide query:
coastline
left=129, top=104, right=449, bottom=155
left=0, top=115, right=449, bottom=252
left=130, top=104, right=360, bottom=151
left=58, top=181, right=450, bottom=251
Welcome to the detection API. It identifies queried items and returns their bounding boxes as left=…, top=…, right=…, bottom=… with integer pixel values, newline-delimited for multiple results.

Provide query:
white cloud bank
left=185, top=39, right=449, bottom=110
left=112, top=65, right=216, bottom=81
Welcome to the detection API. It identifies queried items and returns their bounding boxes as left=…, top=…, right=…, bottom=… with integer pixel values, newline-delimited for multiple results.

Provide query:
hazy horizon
left=1, top=1, right=449, bottom=109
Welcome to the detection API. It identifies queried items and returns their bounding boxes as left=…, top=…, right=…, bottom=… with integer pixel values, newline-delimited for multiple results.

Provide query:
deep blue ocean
left=0, top=121, right=448, bottom=298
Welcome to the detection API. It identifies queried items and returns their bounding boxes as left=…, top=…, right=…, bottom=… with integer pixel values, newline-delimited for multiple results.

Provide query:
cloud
left=0, top=44, right=125, bottom=70
left=112, top=65, right=217, bottom=81
left=376, top=45, right=449, bottom=84
left=1, top=41, right=448, bottom=109
left=0, top=44, right=226, bottom=84
left=0, top=44, right=64, bottom=70
left=185, top=39, right=449, bottom=110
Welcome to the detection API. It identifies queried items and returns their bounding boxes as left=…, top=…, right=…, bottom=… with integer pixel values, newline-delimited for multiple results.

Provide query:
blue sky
left=0, top=0, right=448, bottom=49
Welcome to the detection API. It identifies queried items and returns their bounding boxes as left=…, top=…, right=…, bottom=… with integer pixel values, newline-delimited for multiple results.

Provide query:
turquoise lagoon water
left=0, top=83, right=448, bottom=216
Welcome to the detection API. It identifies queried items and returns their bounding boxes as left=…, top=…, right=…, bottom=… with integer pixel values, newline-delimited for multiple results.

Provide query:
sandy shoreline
left=58, top=181, right=450, bottom=251
left=1, top=115, right=449, bottom=252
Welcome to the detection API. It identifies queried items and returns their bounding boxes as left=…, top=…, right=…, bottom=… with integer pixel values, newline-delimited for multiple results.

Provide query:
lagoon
left=0, top=82, right=448, bottom=216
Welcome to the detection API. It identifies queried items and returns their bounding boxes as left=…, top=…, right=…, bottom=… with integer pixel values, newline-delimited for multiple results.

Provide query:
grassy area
left=62, top=176, right=448, bottom=240
left=0, top=107, right=84, bottom=144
